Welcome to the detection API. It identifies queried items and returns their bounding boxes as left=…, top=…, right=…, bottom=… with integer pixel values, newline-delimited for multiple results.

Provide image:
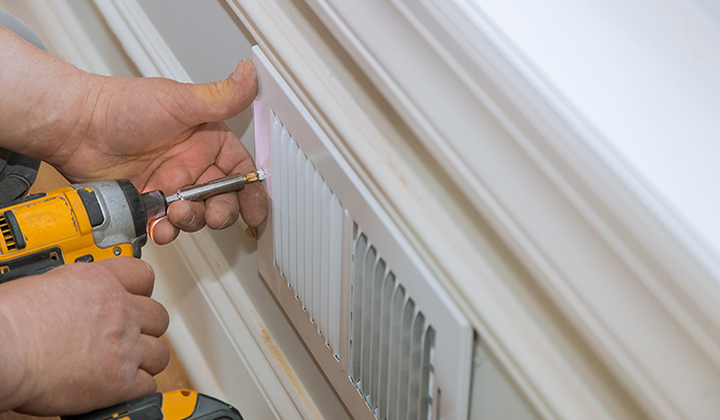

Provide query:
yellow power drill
left=0, top=170, right=264, bottom=283
left=63, top=389, right=243, bottom=420
left=0, top=173, right=265, bottom=418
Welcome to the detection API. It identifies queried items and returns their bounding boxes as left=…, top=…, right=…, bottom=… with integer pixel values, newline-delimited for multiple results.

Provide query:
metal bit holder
left=165, top=169, right=265, bottom=206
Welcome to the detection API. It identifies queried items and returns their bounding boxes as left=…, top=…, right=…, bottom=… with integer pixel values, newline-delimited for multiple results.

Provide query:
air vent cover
left=253, top=46, right=472, bottom=420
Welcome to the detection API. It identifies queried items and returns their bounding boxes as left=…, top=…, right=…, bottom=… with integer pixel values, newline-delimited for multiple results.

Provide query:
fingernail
left=232, top=60, right=249, bottom=80
left=245, top=226, right=259, bottom=240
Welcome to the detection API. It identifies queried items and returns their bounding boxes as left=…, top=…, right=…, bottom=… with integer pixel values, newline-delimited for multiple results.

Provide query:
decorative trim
left=228, top=0, right=720, bottom=418
left=92, top=0, right=189, bottom=80
left=25, top=0, right=112, bottom=75
left=304, top=1, right=720, bottom=419
left=162, top=232, right=322, bottom=419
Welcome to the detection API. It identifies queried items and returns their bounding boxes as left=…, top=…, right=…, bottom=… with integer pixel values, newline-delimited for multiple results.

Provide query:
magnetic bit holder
left=165, top=169, right=265, bottom=206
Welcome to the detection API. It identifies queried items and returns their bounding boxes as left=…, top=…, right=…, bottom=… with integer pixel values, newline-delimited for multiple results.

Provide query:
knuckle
left=158, top=341, right=171, bottom=368
left=154, top=301, right=170, bottom=332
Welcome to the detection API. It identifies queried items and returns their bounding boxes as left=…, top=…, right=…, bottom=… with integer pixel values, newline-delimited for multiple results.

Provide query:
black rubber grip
left=191, top=394, right=244, bottom=420
left=3, top=210, right=25, bottom=250
left=0, top=247, right=64, bottom=283
left=62, top=393, right=163, bottom=420
left=77, top=188, right=105, bottom=228
left=116, top=179, right=147, bottom=240
left=0, top=192, right=46, bottom=210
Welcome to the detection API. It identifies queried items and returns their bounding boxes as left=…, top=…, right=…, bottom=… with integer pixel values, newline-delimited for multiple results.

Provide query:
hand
left=0, top=25, right=267, bottom=244
left=0, top=258, right=169, bottom=415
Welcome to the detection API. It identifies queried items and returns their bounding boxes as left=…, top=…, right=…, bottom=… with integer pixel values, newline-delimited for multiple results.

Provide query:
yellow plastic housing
left=162, top=390, right=199, bottom=420
left=0, top=186, right=133, bottom=268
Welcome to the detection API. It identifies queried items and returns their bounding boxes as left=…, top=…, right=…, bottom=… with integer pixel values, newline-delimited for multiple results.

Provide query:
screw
left=113, top=247, right=122, bottom=256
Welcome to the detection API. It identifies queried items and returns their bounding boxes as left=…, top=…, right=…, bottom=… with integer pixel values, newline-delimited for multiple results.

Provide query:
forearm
left=0, top=292, right=28, bottom=412
left=0, top=25, right=97, bottom=163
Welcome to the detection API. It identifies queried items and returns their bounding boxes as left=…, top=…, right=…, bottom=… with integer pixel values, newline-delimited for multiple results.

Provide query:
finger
left=132, top=296, right=169, bottom=337
left=137, top=335, right=170, bottom=376
left=225, top=159, right=267, bottom=228
left=97, top=257, right=155, bottom=297
left=185, top=60, right=257, bottom=125
left=149, top=218, right=180, bottom=245
left=122, top=370, right=157, bottom=402
left=167, top=200, right=207, bottom=232
left=205, top=194, right=240, bottom=230
left=200, top=165, right=240, bottom=229
left=239, top=180, right=268, bottom=227
left=165, top=160, right=240, bottom=231
left=210, top=132, right=266, bottom=227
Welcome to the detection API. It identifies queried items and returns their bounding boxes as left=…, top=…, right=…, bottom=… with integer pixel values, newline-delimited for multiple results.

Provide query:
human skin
left=0, top=24, right=267, bottom=415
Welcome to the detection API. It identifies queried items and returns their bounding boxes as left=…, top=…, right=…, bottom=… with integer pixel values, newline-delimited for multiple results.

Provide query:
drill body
left=64, top=390, right=243, bottom=420
left=0, top=179, right=151, bottom=283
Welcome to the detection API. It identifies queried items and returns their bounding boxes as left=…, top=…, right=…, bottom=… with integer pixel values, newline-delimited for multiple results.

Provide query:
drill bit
left=141, top=169, right=265, bottom=220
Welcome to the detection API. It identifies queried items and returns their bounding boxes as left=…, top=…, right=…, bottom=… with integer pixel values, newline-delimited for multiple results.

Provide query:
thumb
left=186, top=60, right=257, bottom=124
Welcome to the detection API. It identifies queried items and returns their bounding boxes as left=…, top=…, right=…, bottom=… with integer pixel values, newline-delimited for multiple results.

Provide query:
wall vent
left=253, top=46, right=472, bottom=420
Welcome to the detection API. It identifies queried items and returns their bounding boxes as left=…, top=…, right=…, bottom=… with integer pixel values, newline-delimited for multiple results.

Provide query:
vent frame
left=253, top=46, right=473, bottom=420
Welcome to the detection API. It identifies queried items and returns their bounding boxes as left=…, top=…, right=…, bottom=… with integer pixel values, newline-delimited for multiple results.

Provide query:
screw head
left=113, top=247, right=122, bottom=256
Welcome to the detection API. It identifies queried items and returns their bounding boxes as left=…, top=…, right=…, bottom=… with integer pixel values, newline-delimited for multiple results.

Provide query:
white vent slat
left=295, top=150, right=307, bottom=307
left=254, top=46, right=472, bottom=420
left=386, top=284, right=406, bottom=420
left=288, top=140, right=299, bottom=295
left=408, top=312, right=426, bottom=419
left=397, top=298, right=415, bottom=420
left=271, top=112, right=282, bottom=275
left=312, top=170, right=324, bottom=327
left=370, top=259, right=386, bottom=409
left=361, top=245, right=377, bottom=394
left=420, top=327, right=435, bottom=420
left=320, top=183, right=332, bottom=342
left=279, top=125, right=290, bottom=281
left=377, top=273, right=397, bottom=419
left=351, top=232, right=368, bottom=381
left=328, top=195, right=343, bottom=355
left=304, top=161, right=315, bottom=313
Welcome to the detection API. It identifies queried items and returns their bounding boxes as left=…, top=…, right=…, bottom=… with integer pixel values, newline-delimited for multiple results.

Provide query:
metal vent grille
left=269, top=109, right=439, bottom=419
left=0, top=214, right=17, bottom=252
left=351, top=227, right=436, bottom=420
left=254, top=45, right=471, bottom=420
left=271, top=110, right=344, bottom=356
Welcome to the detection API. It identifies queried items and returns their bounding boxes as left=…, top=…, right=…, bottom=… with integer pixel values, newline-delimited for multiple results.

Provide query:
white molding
left=163, top=232, right=322, bottom=419
left=92, top=0, right=189, bottom=81
left=302, top=1, right=720, bottom=419
left=23, top=0, right=112, bottom=75
left=228, top=0, right=720, bottom=418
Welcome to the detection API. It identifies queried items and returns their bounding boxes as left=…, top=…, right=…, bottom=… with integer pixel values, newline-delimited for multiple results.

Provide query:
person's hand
left=0, top=25, right=267, bottom=244
left=0, top=258, right=169, bottom=415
